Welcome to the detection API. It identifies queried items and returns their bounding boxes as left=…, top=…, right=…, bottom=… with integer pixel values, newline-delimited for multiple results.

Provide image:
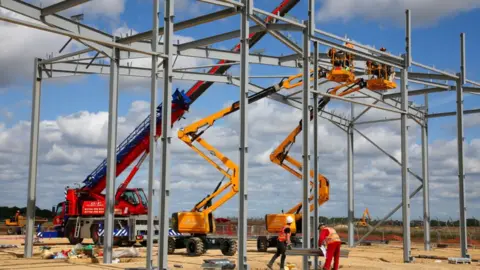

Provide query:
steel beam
left=301, top=21, right=311, bottom=270
left=253, top=7, right=305, bottom=29
left=408, top=72, right=456, bottom=81
left=401, top=9, right=412, bottom=263
left=198, top=0, right=241, bottom=9
left=238, top=1, right=250, bottom=269
left=384, top=87, right=454, bottom=98
left=461, top=34, right=466, bottom=86
left=313, top=40, right=319, bottom=270
left=411, top=61, right=459, bottom=80
left=312, top=90, right=405, bottom=114
left=464, top=87, right=480, bottom=93
left=24, top=58, right=42, bottom=258
left=457, top=33, right=469, bottom=259
left=422, top=93, right=431, bottom=251
left=314, top=28, right=404, bottom=64
left=177, top=25, right=262, bottom=51
left=119, top=8, right=239, bottom=44
left=356, top=89, right=424, bottom=120
left=347, top=105, right=354, bottom=248
left=249, top=14, right=303, bottom=55
left=353, top=127, right=423, bottom=183
left=310, top=36, right=404, bottom=69
left=41, top=0, right=90, bottom=16
left=351, top=100, right=379, bottom=123
left=146, top=1, right=159, bottom=268
left=0, top=14, right=160, bottom=57
left=103, top=46, right=120, bottom=264
left=239, top=80, right=350, bottom=127
left=466, top=79, right=480, bottom=88
left=427, top=108, right=480, bottom=118
left=356, top=185, right=423, bottom=245
left=44, top=45, right=301, bottom=69
left=158, top=1, right=174, bottom=269
left=41, top=62, right=235, bottom=83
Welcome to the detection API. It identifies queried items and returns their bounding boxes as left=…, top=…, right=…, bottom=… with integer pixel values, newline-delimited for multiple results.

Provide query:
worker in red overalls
left=267, top=216, right=293, bottom=270
left=318, top=223, right=341, bottom=270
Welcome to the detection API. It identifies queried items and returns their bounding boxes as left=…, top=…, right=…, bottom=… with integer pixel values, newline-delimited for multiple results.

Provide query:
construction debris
left=201, top=259, right=235, bottom=269
left=448, top=257, right=471, bottom=264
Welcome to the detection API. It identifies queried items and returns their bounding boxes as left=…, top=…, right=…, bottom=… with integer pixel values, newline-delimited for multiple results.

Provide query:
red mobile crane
left=46, top=0, right=301, bottom=246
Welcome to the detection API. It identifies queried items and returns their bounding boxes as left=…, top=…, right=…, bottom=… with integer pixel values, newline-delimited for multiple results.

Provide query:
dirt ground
left=0, top=236, right=479, bottom=270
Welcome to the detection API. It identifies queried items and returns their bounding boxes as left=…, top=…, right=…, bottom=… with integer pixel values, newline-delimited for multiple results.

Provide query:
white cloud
left=1, top=94, right=479, bottom=220
left=316, top=0, right=480, bottom=26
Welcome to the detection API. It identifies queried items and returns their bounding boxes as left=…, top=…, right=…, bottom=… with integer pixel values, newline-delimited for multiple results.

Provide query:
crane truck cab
left=49, top=187, right=151, bottom=245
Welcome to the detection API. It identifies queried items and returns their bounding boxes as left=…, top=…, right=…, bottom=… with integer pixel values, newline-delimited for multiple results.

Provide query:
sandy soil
left=0, top=236, right=479, bottom=270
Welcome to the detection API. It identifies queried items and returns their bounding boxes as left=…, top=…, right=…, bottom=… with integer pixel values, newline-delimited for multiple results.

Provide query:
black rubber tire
left=168, top=237, right=176, bottom=254
left=221, top=239, right=237, bottom=256
left=90, top=224, right=101, bottom=245
left=257, top=236, right=268, bottom=252
left=66, top=224, right=84, bottom=245
left=186, top=237, right=204, bottom=256
left=7, top=227, right=15, bottom=235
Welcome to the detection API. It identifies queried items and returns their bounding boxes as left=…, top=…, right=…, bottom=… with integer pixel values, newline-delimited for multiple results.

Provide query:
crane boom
left=79, top=0, right=301, bottom=195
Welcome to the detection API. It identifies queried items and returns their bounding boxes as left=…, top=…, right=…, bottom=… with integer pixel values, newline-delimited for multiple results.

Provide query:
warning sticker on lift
left=82, top=201, right=105, bottom=215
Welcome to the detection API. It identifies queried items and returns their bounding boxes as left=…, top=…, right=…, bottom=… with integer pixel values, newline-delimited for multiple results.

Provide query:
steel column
left=302, top=21, right=311, bottom=270
left=422, top=93, right=431, bottom=251
left=158, top=1, right=174, bottom=269
left=347, top=104, right=354, bottom=247
left=312, top=40, right=319, bottom=270
left=457, top=32, right=468, bottom=259
left=24, top=58, right=42, bottom=258
left=400, top=10, right=412, bottom=263
left=147, top=1, right=159, bottom=268
left=238, top=0, right=250, bottom=269
left=103, top=45, right=120, bottom=264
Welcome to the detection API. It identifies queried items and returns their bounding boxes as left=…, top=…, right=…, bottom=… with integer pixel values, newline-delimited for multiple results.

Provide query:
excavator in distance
left=356, top=208, right=372, bottom=227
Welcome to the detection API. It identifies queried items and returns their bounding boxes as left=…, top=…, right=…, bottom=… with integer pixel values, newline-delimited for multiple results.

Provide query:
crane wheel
left=257, top=236, right=268, bottom=252
left=168, top=237, right=176, bottom=254
left=7, top=227, right=15, bottom=235
left=186, top=237, right=204, bottom=256
left=220, top=239, right=237, bottom=256
left=90, top=224, right=101, bottom=245
left=66, top=224, right=83, bottom=245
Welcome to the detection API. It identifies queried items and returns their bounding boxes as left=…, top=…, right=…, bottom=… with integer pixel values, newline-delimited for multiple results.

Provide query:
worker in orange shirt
left=318, top=223, right=341, bottom=270
left=267, top=216, right=293, bottom=270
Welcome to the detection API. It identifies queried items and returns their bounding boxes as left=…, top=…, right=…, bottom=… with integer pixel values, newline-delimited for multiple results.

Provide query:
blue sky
left=0, top=0, right=479, bottom=220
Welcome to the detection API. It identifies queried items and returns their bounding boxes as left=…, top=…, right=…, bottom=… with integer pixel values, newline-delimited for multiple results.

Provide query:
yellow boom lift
left=257, top=46, right=397, bottom=251
left=170, top=76, right=303, bottom=256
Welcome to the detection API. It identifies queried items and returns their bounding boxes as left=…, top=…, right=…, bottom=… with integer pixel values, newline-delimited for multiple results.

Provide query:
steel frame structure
left=1, top=0, right=478, bottom=268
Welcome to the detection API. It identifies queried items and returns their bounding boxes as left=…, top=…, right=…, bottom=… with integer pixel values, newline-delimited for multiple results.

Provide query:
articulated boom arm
left=178, top=80, right=289, bottom=216
left=270, top=79, right=367, bottom=211
left=178, top=114, right=239, bottom=216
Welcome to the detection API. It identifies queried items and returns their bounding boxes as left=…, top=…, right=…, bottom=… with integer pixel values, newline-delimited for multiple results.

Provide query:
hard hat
left=345, top=42, right=354, bottom=49
left=318, top=222, right=326, bottom=229
left=16, top=210, right=20, bottom=213
left=286, top=216, right=294, bottom=224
